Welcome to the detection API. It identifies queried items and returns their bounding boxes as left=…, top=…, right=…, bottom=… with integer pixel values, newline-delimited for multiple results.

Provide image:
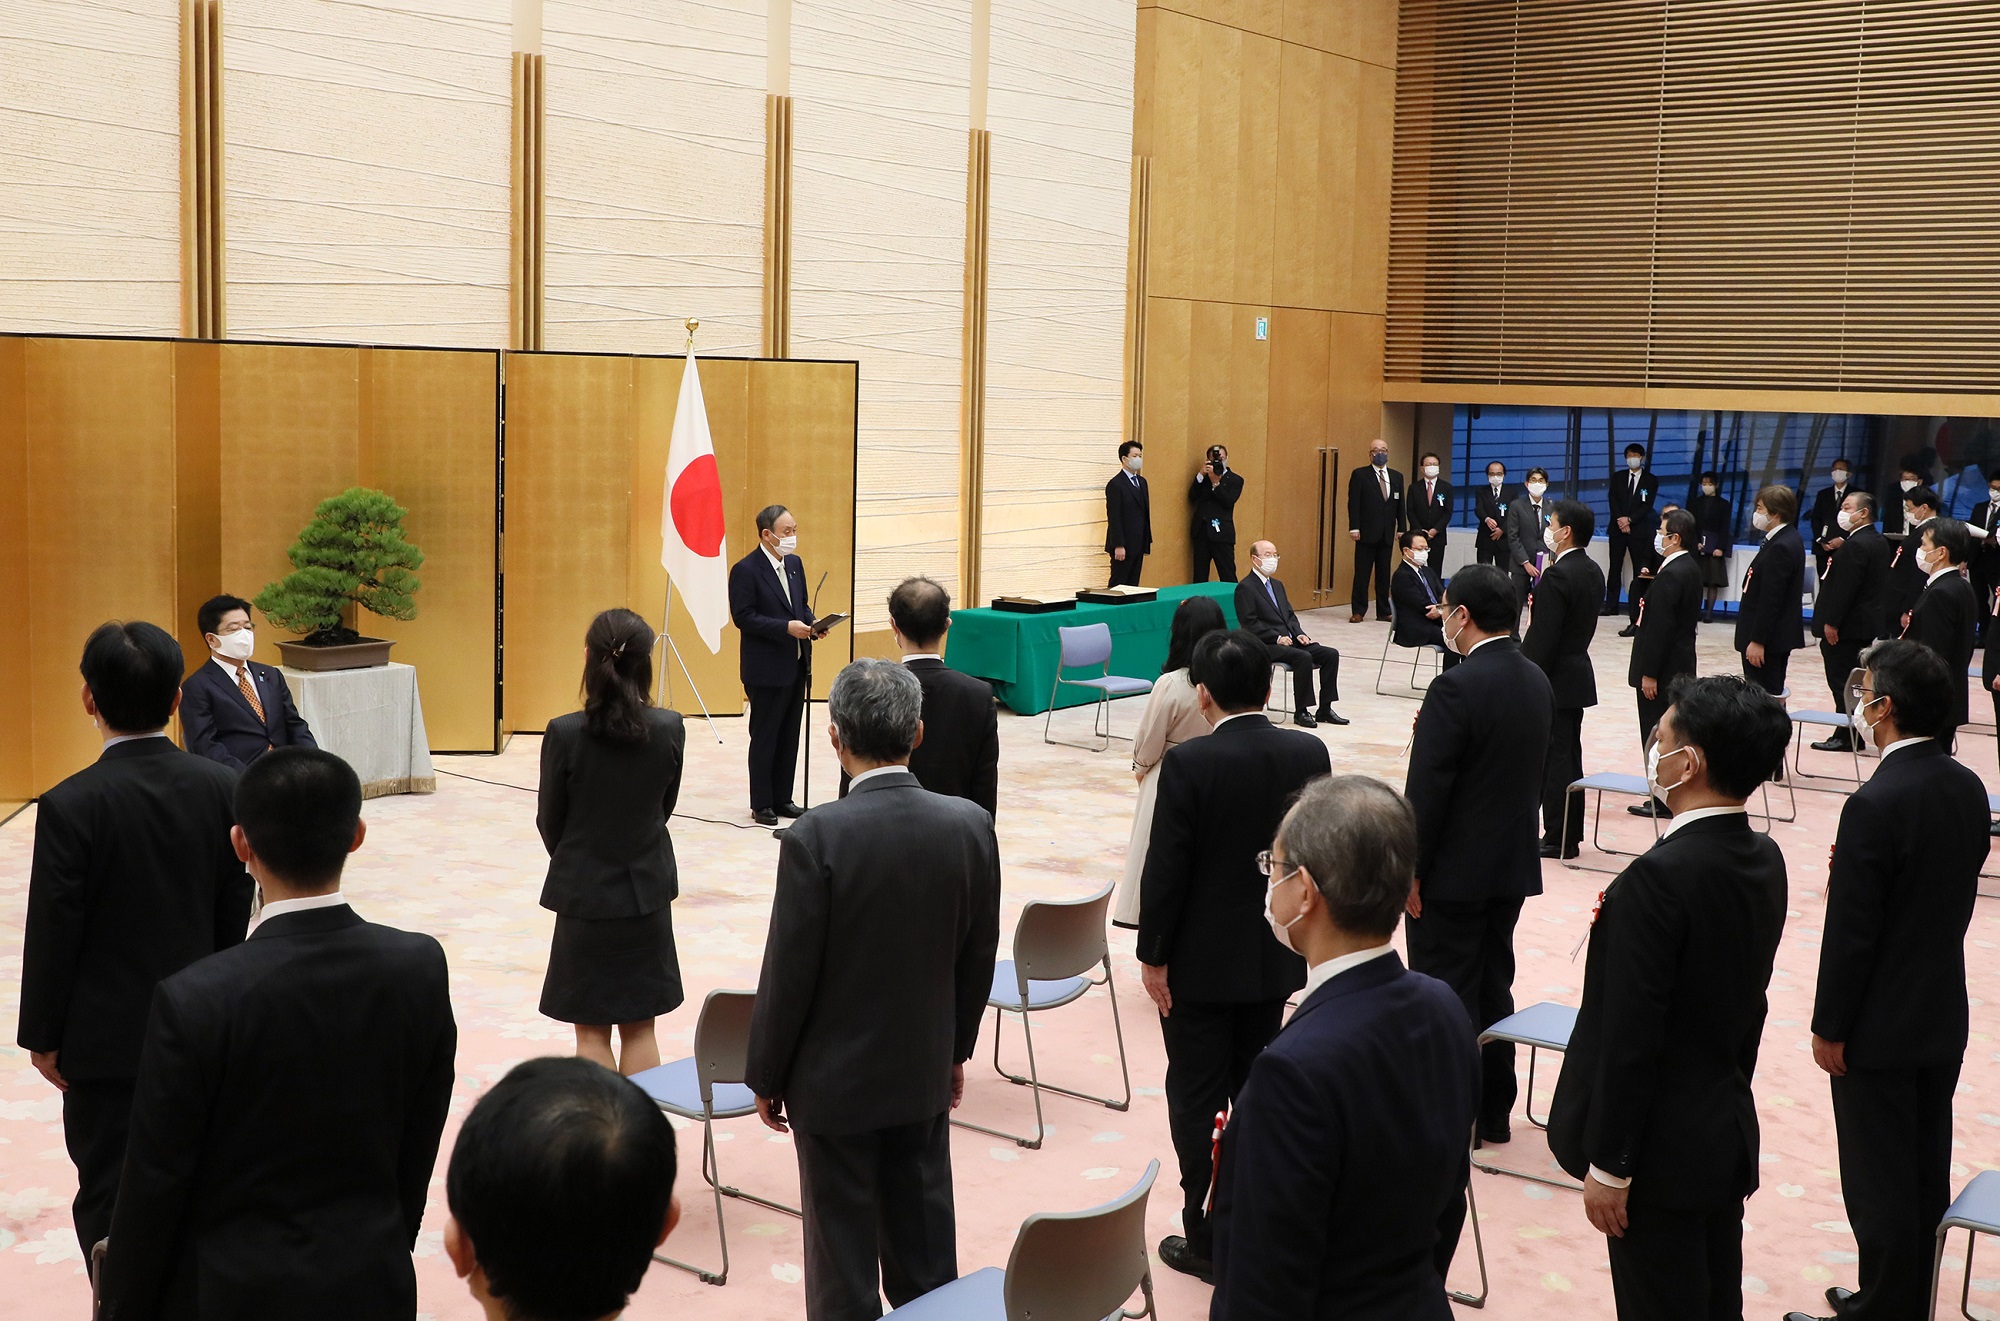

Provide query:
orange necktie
left=236, top=665, right=267, bottom=724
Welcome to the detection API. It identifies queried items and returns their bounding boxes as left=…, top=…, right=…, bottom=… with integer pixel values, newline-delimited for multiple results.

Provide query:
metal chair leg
left=1469, top=1046, right=1582, bottom=1190
left=1446, top=1172, right=1489, bottom=1308
left=954, top=1005, right=1047, bottom=1149
left=990, top=966, right=1134, bottom=1113
left=654, top=1115, right=733, bottom=1285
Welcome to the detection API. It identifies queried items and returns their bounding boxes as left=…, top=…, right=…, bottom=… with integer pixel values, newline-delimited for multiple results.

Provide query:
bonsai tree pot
left=277, top=638, right=395, bottom=672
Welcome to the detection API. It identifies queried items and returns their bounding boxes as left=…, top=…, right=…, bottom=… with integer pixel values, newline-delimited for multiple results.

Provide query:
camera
left=1206, top=445, right=1226, bottom=470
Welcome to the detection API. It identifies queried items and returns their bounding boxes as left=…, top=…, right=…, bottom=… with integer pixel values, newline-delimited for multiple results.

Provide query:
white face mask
left=1919, top=546, right=1940, bottom=573
left=212, top=628, right=255, bottom=662
left=1647, top=743, right=1692, bottom=796
left=1410, top=549, right=1430, bottom=567
left=1837, top=508, right=1862, bottom=532
left=1653, top=531, right=1668, bottom=555
left=1526, top=481, right=1547, bottom=499
left=1423, top=464, right=1439, bottom=479
left=1832, top=471, right=1849, bottom=486
left=1853, top=695, right=1886, bottom=748
left=1752, top=509, right=1771, bottom=532
left=1126, top=454, right=1143, bottom=472
left=776, top=534, right=798, bottom=556
left=1701, top=484, right=1717, bottom=496
left=1258, top=555, right=1279, bottom=576
left=1903, top=506, right=1917, bottom=527
left=1263, top=868, right=1307, bottom=954
left=1990, top=489, right=2000, bottom=504
left=1489, top=476, right=1504, bottom=492
left=1901, top=479, right=1920, bottom=492
left=1627, top=456, right=1644, bottom=472
left=1443, top=608, right=1470, bottom=655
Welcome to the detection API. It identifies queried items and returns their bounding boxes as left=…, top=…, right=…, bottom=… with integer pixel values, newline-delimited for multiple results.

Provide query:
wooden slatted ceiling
left=1388, top=0, right=2000, bottom=395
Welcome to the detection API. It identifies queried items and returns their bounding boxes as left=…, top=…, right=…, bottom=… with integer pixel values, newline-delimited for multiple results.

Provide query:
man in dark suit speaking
left=729, top=504, right=831, bottom=827
left=16, top=621, right=253, bottom=1263
left=99, top=748, right=456, bottom=1319
left=1522, top=501, right=1605, bottom=859
left=1208, top=775, right=1480, bottom=1319
left=180, top=594, right=317, bottom=770
left=1138, top=629, right=1331, bottom=1282
left=748, top=660, right=1001, bottom=1321
left=1235, top=538, right=1347, bottom=728
left=1403, top=564, right=1554, bottom=1144
left=1550, top=677, right=1792, bottom=1321
left=1105, top=440, right=1152, bottom=587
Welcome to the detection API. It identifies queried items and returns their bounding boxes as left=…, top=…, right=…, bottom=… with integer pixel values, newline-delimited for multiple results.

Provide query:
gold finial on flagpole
left=684, top=317, right=699, bottom=351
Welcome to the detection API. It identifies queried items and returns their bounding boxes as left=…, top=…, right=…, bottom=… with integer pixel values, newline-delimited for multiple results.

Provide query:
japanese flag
left=660, top=349, right=729, bottom=653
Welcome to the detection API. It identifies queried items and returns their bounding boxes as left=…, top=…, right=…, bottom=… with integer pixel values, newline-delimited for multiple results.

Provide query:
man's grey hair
left=1274, top=776, right=1417, bottom=940
left=828, top=658, right=923, bottom=763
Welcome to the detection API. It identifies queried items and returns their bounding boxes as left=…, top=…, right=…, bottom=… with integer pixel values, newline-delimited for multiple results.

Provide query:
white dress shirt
left=1212, top=710, right=1261, bottom=731
left=1299, top=943, right=1396, bottom=1003
left=102, top=731, right=171, bottom=751
left=211, top=653, right=256, bottom=688
left=1658, top=549, right=1688, bottom=570
left=258, top=890, right=348, bottom=921
left=1927, top=564, right=1958, bottom=586
left=1879, top=735, right=1932, bottom=760
left=903, top=653, right=942, bottom=663
left=761, top=543, right=791, bottom=601
left=848, top=765, right=913, bottom=789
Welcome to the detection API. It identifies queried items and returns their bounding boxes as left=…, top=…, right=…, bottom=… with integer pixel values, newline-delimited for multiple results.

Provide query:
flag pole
left=655, top=316, right=723, bottom=745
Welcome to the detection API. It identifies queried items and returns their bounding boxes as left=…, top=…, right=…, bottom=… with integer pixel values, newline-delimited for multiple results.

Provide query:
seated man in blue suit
left=180, top=594, right=317, bottom=771
left=1209, top=774, right=1481, bottom=1321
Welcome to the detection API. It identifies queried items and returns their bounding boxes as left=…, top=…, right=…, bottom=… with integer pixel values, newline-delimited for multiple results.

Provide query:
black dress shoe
left=1540, top=842, right=1562, bottom=859
left=1617, top=624, right=1639, bottom=637
left=1989, top=819, right=2000, bottom=837
left=1627, top=798, right=1673, bottom=819
left=1783, top=1313, right=1833, bottom=1321
left=776, top=800, right=807, bottom=818
left=1811, top=733, right=1852, bottom=752
left=1293, top=711, right=1319, bottom=728
left=1158, top=1235, right=1214, bottom=1284
left=1477, top=1117, right=1511, bottom=1145
left=752, top=807, right=780, bottom=827
left=1317, top=708, right=1350, bottom=726
left=1826, top=1285, right=1855, bottom=1314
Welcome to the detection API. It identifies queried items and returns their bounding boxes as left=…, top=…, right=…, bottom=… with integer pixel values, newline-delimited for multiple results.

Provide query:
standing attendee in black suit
left=1389, top=531, right=1459, bottom=673
left=1188, top=443, right=1244, bottom=582
left=838, top=577, right=1000, bottom=814
left=1629, top=508, right=1703, bottom=816
left=1548, top=677, right=1793, bottom=1321
left=1406, top=451, right=1453, bottom=555
left=98, top=747, right=456, bottom=1320
left=1503, top=467, right=1553, bottom=613
left=179, top=593, right=317, bottom=770
left=1403, top=564, right=1554, bottom=1143
left=747, top=660, right=1001, bottom=1321
left=1809, top=460, right=1858, bottom=584
left=1733, top=484, right=1806, bottom=696
left=1208, top=776, right=1480, bottom=1319
left=1968, top=472, right=2000, bottom=640
left=15, top=621, right=252, bottom=1263
left=1605, top=443, right=1658, bottom=615
left=1901, top=517, right=1978, bottom=734
left=1138, top=629, right=1332, bottom=1281
left=1474, top=461, right=1515, bottom=571
left=729, top=504, right=831, bottom=826
left=1982, top=591, right=2000, bottom=808
left=1691, top=471, right=1733, bottom=622
left=444, top=1058, right=680, bottom=1321
left=1813, top=491, right=1891, bottom=751
left=1522, top=502, right=1605, bottom=859
left=1886, top=485, right=1941, bottom=627
left=1235, top=539, right=1347, bottom=727
left=1105, top=440, right=1152, bottom=587
left=1347, top=437, right=1405, bottom=622
left=1790, top=641, right=1990, bottom=1321
left=536, top=609, right=686, bottom=1075
left=1882, top=462, right=1926, bottom=543
left=1621, top=500, right=1679, bottom=637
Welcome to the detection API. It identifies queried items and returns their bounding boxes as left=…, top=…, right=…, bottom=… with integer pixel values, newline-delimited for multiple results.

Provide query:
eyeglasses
left=1255, top=850, right=1299, bottom=878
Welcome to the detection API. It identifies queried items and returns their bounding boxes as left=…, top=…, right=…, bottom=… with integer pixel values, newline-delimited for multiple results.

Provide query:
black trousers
left=1823, top=638, right=1865, bottom=717
left=1192, top=540, right=1237, bottom=583
left=1266, top=641, right=1341, bottom=711
left=1606, top=528, right=1641, bottom=608
left=1404, top=897, right=1523, bottom=1127
left=1108, top=551, right=1144, bottom=587
left=64, top=1078, right=136, bottom=1257
left=1158, top=998, right=1286, bottom=1258
left=1542, top=707, right=1586, bottom=848
left=1832, top=1063, right=1960, bottom=1321
left=1605, top=1200, right=1744, bottom=1321
left=1741, top=649, right=1790, bottom=696
left=793, top=1113, right=957, bottom=1321
left=747, top=670, right=809, bottom=810
left=1351, top=539, right=1395, bottom=616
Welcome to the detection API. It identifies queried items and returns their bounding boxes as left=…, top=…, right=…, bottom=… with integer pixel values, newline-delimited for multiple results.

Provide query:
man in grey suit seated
left=747, top=659, right=1003, bottom=1321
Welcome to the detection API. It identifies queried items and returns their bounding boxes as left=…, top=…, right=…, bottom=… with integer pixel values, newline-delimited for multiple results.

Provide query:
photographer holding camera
left=1189, top=444, right=1246, bottom=582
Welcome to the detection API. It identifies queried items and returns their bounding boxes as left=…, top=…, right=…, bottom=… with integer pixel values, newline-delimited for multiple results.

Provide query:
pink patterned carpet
left=3, top=610, right=1999, bottom=1321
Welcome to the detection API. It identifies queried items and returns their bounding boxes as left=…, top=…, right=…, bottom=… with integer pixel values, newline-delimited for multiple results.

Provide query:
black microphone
left=812, top=570, right=828, bottom=613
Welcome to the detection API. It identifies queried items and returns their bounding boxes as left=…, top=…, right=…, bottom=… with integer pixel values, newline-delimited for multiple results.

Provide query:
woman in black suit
left=1692, top=470, right=1734, bottom=621
left=538, top=608, right=686, bottom=1074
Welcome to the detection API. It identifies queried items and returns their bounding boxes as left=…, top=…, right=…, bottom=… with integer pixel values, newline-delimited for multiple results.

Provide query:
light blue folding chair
left=1045, top=623, right=1153, bottom=751
left=1471, top=1001, right=1582, bottom=1191
left=1931, top=1169, right=2000, bottom=1320
left=1375, top=599, right=1447, bottom=698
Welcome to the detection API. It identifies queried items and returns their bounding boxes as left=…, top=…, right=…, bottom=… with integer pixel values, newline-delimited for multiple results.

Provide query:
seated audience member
left=1548, top=676, right=1793, bottom=1321
left=1208, top=775, right=1480, bottom=1320
left=179, top=594, right=317, bottom=770
left=1901, top=516, right=1978, bottom=734
left=1389, top=530, right=1459, bottom=671
left=445, top=1057, right=680, bottom=1321
left=98, top=748, right=456, bottom=1320
left=1234, top=539, right=1348, bottom=727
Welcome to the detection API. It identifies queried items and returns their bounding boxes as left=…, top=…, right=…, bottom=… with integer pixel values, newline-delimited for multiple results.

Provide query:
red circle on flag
left=670, top=455, right=725, bottom=557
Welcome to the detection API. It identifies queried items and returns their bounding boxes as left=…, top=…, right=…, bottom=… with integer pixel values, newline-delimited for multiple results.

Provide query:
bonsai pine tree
left=255, top=486, right=424, bottom=646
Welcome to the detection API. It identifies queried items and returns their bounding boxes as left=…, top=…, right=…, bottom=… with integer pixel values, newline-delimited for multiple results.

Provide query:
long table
left=944, top=582, right=1240, bottom=715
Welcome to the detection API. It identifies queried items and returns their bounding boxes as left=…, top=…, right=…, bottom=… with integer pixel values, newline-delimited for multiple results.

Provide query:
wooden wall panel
left=1265, top=307, right=1332, bottom=599
left=1275, top=44, right=1361, bottom=315
left=1143, top=0, right=1283, bottom=41
left=0, top=340, right=29, bottom=812
left=1281, top=0, right=1399, bottom=66
left=171, top=342, right=222, bottom=670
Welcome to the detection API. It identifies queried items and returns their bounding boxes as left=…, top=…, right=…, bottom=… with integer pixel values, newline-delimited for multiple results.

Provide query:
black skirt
left=539, top=904, right=684, bottom=1025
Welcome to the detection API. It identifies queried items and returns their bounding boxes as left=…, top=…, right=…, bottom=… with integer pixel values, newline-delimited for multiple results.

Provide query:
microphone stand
left=777, top=570, right=829, bottom=839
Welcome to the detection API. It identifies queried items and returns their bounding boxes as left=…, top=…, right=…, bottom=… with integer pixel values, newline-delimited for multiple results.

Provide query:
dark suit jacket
left=16, top=739, right=252, bottom=1081
left=1733, top=526, right=1806, bottom=657
left=536, top=707, right=684, bottom=919
left=1209, top=954, right=1479, bottom=1321
left=746, top=771, right=1001, bottom=1133
left=179, top=660, right=317, bottom=772
left=1405, top=639, right=1554, bottom=903
left=99, top=904, right=455, bottom=1321
left=1906, top=571, right=1979, bottom=727
left=1347, top=465, right=1406, bottom=545
left=1504, top=497, right=1551, bottom=570
left=839, top=659, right=1001, bottom=818
left=1138, top=715, right=1330, bottom=1003
left=1810, top=483, right=1859, bottom=561
left=1628, top=553, right=1702, bottom=688
left=1814, top=523, right=1891, bottom=646
left=1607, top=467, right=1658, bottom=531
left=1234, top=572, right=1309, bottom=643
left=1189, top=468, right=1245, bottom=544
left=1406, top=477, right=1454, bottom=549
left=1473, top=485, right=1516, bottom=565
left=1691, top=494, right=1732, bottom=559
left=1390, top=563, right=1447, bottom=647
left=1971, top=499, right=2000, bottom=569
left=1521, top=550, right=1604, bottom=708
left=729, top=548, right=818, bottom=689
left=1105, top=471, right=1152, bottom=555
left=1813, top=740, right=1988, bottom=1069
left=1887, top=516, right=1935, bottom=624
left=1548, top=814, right=1787, bottom=1209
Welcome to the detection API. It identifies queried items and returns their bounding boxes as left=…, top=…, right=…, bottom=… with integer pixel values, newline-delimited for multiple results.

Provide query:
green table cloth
left=944, top=582, right=1240, bottom=715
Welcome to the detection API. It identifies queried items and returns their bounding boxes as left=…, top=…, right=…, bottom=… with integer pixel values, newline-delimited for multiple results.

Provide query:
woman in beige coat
left=1114, top=596, right=1229, bottom=927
